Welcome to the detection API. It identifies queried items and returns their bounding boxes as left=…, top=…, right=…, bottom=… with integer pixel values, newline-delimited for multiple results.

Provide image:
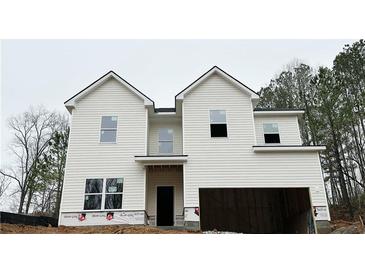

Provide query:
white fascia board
left=154, top=112, right=177, bottom=116
left=135, top=155, right=188, bottom=164
left=65, top=72, right=154, bottom=112
left=254, top=110, right=305, bottom=116
left=253, top=146, right=326, bottom=152
left=176, top=67, right=259, bottom=100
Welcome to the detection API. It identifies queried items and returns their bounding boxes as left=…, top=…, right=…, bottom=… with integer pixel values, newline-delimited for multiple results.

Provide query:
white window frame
left=263, top=122, right=281, bottom=144
left=104, top=178, right=124, bottom=210
left=158, top=128, right=174, bottom=154
left=83, top=177, right=124, bottom=211
left=209, top=110, right=228, bottom=138
left=100, top=116, right=118, bottom=143
left=83, top=178, right=104, bottom=211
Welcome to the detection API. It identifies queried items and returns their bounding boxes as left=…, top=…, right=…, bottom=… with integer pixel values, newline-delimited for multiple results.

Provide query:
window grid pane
left=263, top=123, right=279, bottom=133
left=100, top=129, right=117, bottom=142
left=101, top=116, right=117, bottom=129
left=210, top=110, right=226, bottom=124
left=85, top=179, right=103, bottom=193
left=159, top=141, right=173, bottom=153
left=106, top=178, right=123, bottom=193
left=84, top=194, right=102, bottom=210
left=105, top=194, right=123, bottom=209
left=159, top=128, right=173, bottom=141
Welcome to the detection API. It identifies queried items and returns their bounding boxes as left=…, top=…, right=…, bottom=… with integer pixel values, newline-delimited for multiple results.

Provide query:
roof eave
left=253, top=110, right=305, bottom=116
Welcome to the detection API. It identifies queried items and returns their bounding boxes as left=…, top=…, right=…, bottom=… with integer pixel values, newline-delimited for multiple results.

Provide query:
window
left=100, top=116, right=117, bottom=143
left=83, top=178, right=123, bottom=210
left=210, top=110, right=227, bottom=137
left=159, top=128, right=173, bottom=154
left=105, top=178, right=123, bottom=209
left=263, top=123, right=280, bottom=143
left=84, top=179, right=103, bottom=210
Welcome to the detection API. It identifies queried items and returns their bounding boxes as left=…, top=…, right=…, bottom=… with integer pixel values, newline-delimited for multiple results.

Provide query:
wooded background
left=258, top=40, right=365, bottom=219
left=1, top=39, right=364, bottom=220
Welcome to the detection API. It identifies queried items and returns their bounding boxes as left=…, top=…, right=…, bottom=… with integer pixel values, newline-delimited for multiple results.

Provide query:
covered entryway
left=145, top=165, right=184, bottom=226
left=199, top=188, right=315, bottom=234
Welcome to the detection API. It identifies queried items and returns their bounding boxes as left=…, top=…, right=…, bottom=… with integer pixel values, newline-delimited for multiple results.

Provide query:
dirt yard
left=0, top=223, right=200, bottom=234
left=330, top=220, right=364, bottom=234
left=1, top=219, right=364, bottom=234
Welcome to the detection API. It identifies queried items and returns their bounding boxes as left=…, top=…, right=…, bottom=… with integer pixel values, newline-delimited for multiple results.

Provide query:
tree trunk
left=18, top=190, right=26, bottom=213
left=351, top=122, right=365, bottom=188
left=54, top=180, right=62, bottom=218
left=328, top=114, right=354, bottom=218
left=25, top=188, right=34, bottom=214
left=334, top=146, right=352, bottom=216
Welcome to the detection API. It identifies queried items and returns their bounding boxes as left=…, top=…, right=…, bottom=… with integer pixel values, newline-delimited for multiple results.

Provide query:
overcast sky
left=0, top=39, right=355, bottom=166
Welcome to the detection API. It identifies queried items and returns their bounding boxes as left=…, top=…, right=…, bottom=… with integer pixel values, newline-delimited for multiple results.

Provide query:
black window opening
left=210, top=110, right=227, bottom=137
left=210, top=124, right=228, bottom=137
left=264, top=133, right=281, bottom=144
left=263, top=123, right=280, bottom=144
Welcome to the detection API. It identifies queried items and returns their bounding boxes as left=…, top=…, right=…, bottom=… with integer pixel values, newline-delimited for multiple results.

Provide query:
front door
left=156, top=186, right=174, bottom=226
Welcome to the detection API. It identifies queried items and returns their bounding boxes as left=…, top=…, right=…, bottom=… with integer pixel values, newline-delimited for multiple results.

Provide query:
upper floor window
left=83, top=178, right=123, bottom=210
left=100, top=116, right=117, bottom=143
left=159, top=128, right=173, bottom=154
left=263, top=123, right=280, bottom=144
left=210, top=110, right=227, bottom=137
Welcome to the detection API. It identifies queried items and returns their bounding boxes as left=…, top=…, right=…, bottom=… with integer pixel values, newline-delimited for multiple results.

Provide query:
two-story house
left=59, top=66, right=330, bottom=233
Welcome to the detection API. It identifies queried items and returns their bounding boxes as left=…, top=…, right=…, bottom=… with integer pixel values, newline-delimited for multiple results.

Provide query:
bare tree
left=0, top=106, right=59, bottom=213
left=31, top=113, right=69, bottom=217
left=0, top=175, right=11, bottom=201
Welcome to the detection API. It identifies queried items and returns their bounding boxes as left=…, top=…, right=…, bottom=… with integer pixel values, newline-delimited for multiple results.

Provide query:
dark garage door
left=199, top=188, right=315, bottom=234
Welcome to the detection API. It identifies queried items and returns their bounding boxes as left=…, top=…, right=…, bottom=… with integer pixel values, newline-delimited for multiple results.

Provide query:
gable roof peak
left=64, top=70, right=155, bottom=113
left=175, top=66, right=260, bottom=100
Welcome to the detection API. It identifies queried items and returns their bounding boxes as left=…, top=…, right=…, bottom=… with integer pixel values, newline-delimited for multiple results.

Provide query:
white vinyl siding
left=254, top=116, right=302, bottom=145
left=148, top=119, right=182, bottom=155
left=60, top=78, right=146, bottom=212
left=182, top=73, right=328, bottom=213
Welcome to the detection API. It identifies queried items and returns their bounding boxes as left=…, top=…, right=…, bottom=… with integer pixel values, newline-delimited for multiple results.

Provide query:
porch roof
left=134, top=155, right=188, bottom=165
